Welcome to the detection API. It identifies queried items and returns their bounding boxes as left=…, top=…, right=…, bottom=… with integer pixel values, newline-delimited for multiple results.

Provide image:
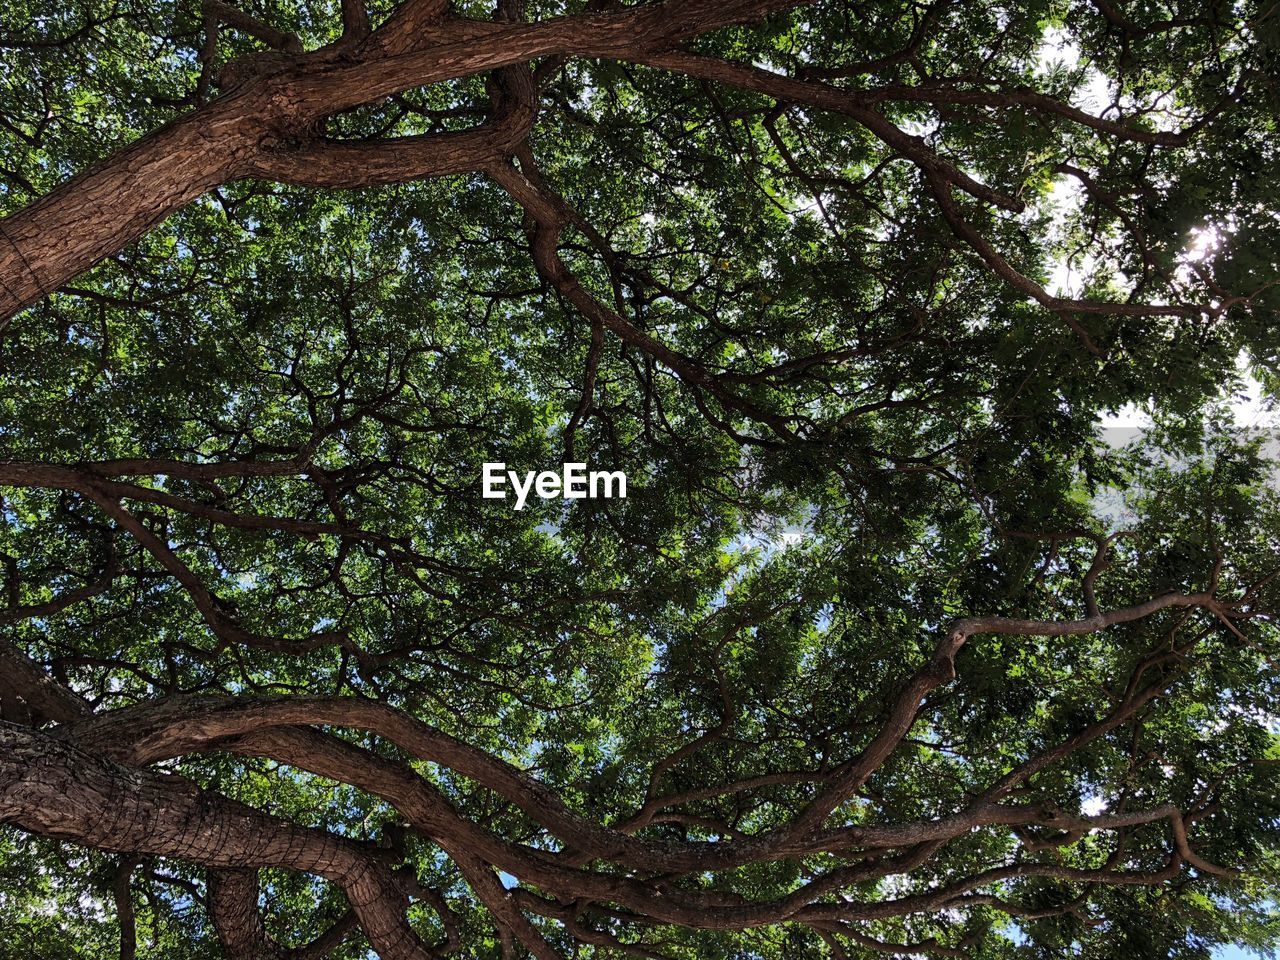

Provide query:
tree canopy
left=2, top=0, right=1280, bottom=957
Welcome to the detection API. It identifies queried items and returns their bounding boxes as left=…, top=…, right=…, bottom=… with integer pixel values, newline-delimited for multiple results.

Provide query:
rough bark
left=0, top=720, right=433, bottom=960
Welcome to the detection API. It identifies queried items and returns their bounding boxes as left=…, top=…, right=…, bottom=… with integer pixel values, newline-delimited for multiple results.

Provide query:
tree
left=1, top=0, right=1279, bottom=956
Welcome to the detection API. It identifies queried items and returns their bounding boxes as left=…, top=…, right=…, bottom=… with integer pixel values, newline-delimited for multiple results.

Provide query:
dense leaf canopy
left=1, top=0, right=1280, bottom=957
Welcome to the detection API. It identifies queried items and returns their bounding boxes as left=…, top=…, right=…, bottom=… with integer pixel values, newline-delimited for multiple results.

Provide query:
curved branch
left=245, top=64, right=537, bottom=187
left=0, top=721, right=434, bottom=960
left=0, top=0, right=810, bottom=322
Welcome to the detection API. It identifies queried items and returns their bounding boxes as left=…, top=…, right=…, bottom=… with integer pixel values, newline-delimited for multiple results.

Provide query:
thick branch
left=245, top=64, right=537, bottom=186
left=0, top=638, right=92, bottom=724
left=204, top=0, right=303, bottom=53
left=0, top=721, right=433, bottom=960
left=208, top=869, right=285, bottom=960
left=0, top=0, right=808, bottom=322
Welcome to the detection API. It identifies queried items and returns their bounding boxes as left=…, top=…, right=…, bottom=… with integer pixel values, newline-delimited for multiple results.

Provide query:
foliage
left=1, top=0, right=1280, bottom=957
